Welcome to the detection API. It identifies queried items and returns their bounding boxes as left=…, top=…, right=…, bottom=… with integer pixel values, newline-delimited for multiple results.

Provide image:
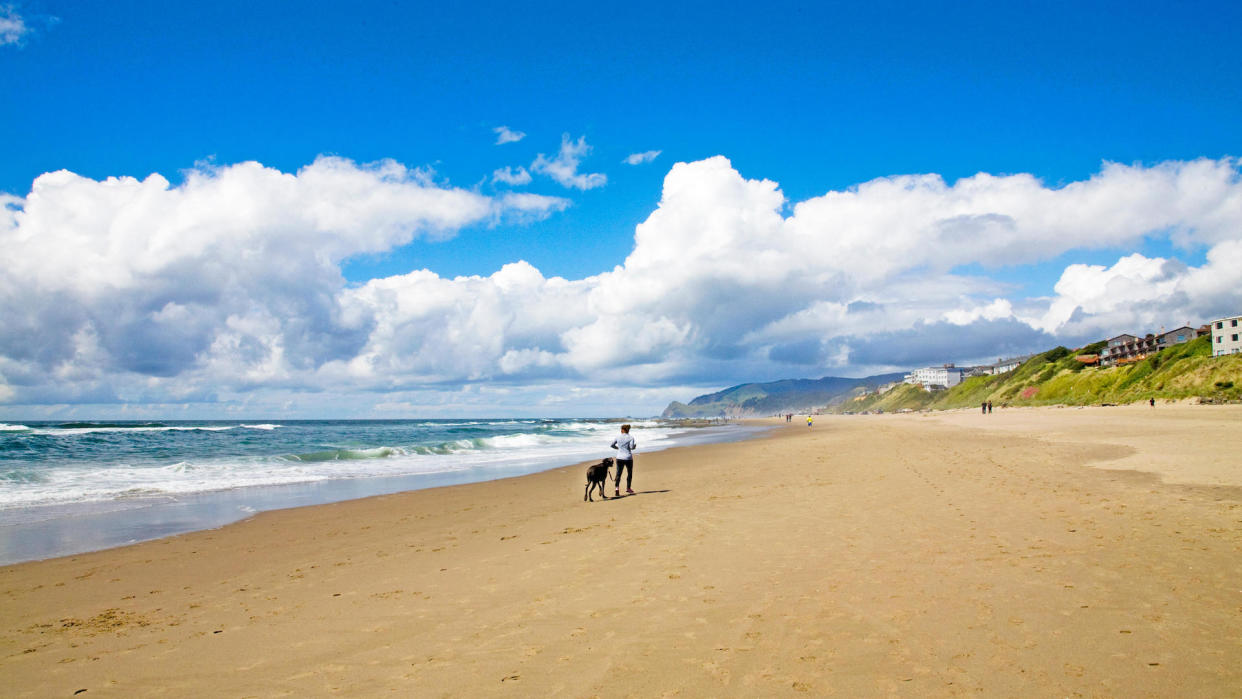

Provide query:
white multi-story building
left=1209, top=315, right=1242, bottom=356
left=904, top=364, right=964, bottom=390
left=975, top=355, right=1032, bottom=375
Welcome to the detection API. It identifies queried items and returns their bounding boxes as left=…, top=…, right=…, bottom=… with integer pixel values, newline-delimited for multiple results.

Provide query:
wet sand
left=2, top=404, right=1240, bottom=696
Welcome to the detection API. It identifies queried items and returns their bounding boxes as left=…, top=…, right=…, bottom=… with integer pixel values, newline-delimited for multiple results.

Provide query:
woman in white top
left=610, top=424, right=636, bottom=496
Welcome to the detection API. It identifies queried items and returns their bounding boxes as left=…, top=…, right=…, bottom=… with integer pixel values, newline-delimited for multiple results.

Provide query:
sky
left=1, top=0, right=1241, bottom=418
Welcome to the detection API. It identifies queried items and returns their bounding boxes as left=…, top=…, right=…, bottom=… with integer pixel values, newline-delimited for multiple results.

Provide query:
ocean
left=0, top=418, right=758, bottom=565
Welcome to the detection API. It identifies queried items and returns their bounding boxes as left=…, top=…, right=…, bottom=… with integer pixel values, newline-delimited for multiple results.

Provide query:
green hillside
left=833, top=336, right=1242, bottom=413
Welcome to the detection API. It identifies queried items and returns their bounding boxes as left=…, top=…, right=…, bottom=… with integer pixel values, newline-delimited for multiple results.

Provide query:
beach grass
left=842, top=336, right=1242, bottom=414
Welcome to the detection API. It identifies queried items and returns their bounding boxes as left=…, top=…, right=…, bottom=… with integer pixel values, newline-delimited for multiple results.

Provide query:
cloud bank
left=2, top=155, right=1240, bottom=416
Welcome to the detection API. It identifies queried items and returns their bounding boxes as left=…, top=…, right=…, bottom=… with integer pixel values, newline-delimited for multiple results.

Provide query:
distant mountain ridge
left=661, top=373, right=905, bottom=418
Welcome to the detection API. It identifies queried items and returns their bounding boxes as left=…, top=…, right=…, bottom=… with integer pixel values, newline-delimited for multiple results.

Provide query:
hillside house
left=971, top=354, right=1032, bottom=376
left=1157, top=326, right=1195, bottom=350
left=1099, top=334, right=1141, bottom=366
left=1210, top=316, right=1242, bottom=356
left=1099, top=327, right=1197, bottom=367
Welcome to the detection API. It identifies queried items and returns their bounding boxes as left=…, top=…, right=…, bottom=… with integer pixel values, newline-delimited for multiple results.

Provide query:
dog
left=584, top=457, right=614, bottom=502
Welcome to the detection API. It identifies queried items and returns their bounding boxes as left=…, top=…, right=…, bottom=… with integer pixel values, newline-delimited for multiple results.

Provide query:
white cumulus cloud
left=0, top=157, right=557, bottom=406
left=493, top=192, right=572, bottom=223
left=492, top=166, right=532, bottom=186
left=531, top=134, right=607, bottom=190
left=944, top=299, right=1015, bottom=326
left=0, top=4, right=29, bottom=45
left=4, top=154, right=1242, bottom=416
left=624, top=150, right=662, bottom=165
left=493, top=125, right=526, bottom=144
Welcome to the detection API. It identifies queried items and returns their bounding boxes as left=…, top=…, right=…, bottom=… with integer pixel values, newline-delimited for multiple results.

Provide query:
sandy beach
left=2, top=404, right=1241, bottom=696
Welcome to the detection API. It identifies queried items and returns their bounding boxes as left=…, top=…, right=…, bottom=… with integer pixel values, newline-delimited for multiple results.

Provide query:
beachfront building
left=1157, top=326, right=1196, bottom=350
left=1099, top=334, right=1140, bottom=366
left=972, top=355, right=1032, bottom=376
left=1209, top=315, right=1242, bottom=356
left=904, top=363, right=965, bottom=390
left=990, top=357, right=1022, bottom=374
left=1099, top=327, right=1197, bottom=367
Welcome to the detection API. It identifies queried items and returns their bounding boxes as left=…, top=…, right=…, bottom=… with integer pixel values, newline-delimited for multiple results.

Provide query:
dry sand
left=2, top=404, right=1240, bottom=696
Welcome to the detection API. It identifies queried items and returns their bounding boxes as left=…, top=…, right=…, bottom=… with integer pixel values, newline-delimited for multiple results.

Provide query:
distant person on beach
left=807, top=415, right=813, bottom=428
left=611, top=424, right=636, bottom=497
left=982, top=401, right=987, bottom=414
left=987, top=400, right=993, bottom=414
left=1150, top=397, right=1156, bottom=408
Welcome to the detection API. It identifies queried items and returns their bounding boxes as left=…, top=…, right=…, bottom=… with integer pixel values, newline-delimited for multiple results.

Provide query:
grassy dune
left=836, top=336, right=1242, bottom=413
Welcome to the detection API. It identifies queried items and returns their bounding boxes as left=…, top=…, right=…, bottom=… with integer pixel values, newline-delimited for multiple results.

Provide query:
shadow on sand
left=593, top=489, right=670, bottom=503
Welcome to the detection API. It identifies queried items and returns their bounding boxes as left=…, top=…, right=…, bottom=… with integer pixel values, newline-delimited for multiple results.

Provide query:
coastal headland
left=3, top=404, right=1241, bottom=696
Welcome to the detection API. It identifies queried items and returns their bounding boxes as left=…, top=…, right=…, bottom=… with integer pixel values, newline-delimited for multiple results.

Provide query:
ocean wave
left=0, top=453, right=467, bottom=509
left=0, top=419, right=734, bottom=513
left=55, top=422, right=169, bottom=429
left=116, top=487, right=174, bottom=499
left=241, top=424, right=281, bottom=430
left=0, top=423, right=30, bottom=432
left=481, top=432, right=558, bottom=449
left=550, top=420, right=641, bottom=434
left=1, top=468, right=48, bottom=484
left=29, top=425, right=239, bottom=436
left=286, top=446, right=410, bottom=462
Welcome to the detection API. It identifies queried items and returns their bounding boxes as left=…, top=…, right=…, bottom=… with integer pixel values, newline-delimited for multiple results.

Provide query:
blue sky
left=2, top=1, right=1241, bottom=417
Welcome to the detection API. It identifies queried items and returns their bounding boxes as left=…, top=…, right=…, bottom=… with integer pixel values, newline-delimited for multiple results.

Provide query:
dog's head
left=601, top=457, right=614, bottom=467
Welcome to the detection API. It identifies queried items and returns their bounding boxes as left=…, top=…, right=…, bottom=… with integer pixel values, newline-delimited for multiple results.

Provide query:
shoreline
left=3, top=405, right=1240, bottom=696
left=0, top=421, right=767, bottom=566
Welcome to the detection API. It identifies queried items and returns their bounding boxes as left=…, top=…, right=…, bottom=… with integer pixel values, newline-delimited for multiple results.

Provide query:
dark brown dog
left=584, top=457, right=614, bottom=502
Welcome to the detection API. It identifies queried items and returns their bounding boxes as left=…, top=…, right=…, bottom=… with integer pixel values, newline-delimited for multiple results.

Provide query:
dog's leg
left=585, top=482, right=590, bottom=501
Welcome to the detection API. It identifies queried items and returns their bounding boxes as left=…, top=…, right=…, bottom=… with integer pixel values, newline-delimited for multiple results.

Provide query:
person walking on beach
left=611, top=424, right=636, bottom=497
left=807, top=415, right=813, bottom=428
